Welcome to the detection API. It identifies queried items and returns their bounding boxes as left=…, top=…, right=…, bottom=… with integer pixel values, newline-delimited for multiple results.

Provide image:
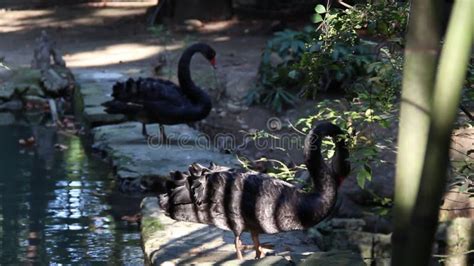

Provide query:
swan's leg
left=159, top=124, right=167, bottom=142
left=234, top=235, right=243, bottom=260
left=251, top=231, right=263, bottom=259
left=142, top=123, right=148, bottom=136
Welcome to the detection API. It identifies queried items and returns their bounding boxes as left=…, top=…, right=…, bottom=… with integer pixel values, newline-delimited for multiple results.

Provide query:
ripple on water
left=0, top=124, right=144, bottom=264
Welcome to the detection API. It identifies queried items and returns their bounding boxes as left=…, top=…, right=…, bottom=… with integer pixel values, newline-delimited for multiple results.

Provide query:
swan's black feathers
left=104, top=77, right=196, bottom=123
left=157, top=122, right=350, bottom=258
left=165, top=171, right=193, bottom=205
left=111, top=78, right=189, bottom=105
left=102, top=43, right=215, bottom=132
left=190, top=175, right=206, bottom=206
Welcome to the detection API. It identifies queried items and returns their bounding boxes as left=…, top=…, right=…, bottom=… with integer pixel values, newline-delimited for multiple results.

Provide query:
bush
left=245, top=27, right=316, bottom=112
left=247, top=2, right=409, bottom=112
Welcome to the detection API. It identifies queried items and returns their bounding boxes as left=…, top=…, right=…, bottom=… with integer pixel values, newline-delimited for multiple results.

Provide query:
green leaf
left=315, top=4, right=326, bottom=14
left=365, top=109, right=374, bottom=117
left=356, top=171, right=366, bottom=188
left=278, top=42, right=290, bottom=54
left=327, top=149, right=335, bottom=158
left=294, top=40, right=306, bottom=52
left=290, top=41, right=299, bottom=53
left=363, top=164, right=372, bottom=181
left=312, top=14, right=323, bottom=24
left=288, top=70, right=298, bottom=79
left=356, top=166, right=372, bottom=188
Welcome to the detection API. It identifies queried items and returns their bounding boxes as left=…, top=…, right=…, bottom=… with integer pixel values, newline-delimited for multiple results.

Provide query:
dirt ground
left=0, top=3, right=274, bottom=69
left=0, top=2, right=280, bottom=137
left=0, top=3, right=313, bottom=158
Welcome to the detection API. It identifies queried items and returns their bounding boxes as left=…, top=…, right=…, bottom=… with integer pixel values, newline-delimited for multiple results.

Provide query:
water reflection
left=0, top=123, right=143, bottom=264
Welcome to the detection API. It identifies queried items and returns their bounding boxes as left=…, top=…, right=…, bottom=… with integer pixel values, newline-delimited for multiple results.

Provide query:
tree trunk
left=173, top=0, right=233, bottom=21
left=392, top=0, right=473, bottom=264
left=391, top=0, right=443, bottom=263
left=149, top=0, right=233, bottom=25
left=403, top=0, right=473, bottom=264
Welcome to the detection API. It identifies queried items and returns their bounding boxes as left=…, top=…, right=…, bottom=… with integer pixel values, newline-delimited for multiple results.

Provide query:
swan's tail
left=101, top=78, right=143, bottom=114
left=110, top=78, right=141, bottom=100
left=158, top=162, right=225, bottom=213
left=158, top=171, right=188, bottom=214
left=157, top=166, right=209, bottom=220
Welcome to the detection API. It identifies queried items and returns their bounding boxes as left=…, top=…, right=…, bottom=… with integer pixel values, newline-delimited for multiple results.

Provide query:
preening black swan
left=102, top=43, right=215, bottom=140
left=158, top=122, right=350, bottom=259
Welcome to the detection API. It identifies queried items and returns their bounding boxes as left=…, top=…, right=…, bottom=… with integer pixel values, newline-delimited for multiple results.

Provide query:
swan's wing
left=111, top=78, right=187, bottom=105
left=190, top=175, right=207, bottom=206
left=136, top=78, right=187, bottom=103
left=166, top=171, right=193, bottom=205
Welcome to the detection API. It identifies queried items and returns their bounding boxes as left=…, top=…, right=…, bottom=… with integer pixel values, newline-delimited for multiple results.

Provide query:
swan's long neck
left=178, top=47, right=196, bottom=94
left=304, top=128, right=335, bottom=193
left=177, top=46, right=211, bottom=105
left=300, top=124, right=349, bottom=226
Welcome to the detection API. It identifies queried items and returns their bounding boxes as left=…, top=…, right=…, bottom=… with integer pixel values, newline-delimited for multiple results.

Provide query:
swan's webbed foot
left=234, top=235, right=243, bottom=260
left=251, top=231, right=264, bottom=259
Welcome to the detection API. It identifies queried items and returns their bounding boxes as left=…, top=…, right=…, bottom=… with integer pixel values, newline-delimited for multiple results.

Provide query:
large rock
left=0, top=68, right=43, bottom=99
left=74, top=81, right=125, bottom=127
left=341, top=124, right=472, bottom=208
left=224, top=67, right=258, bottom=102
left=41, top=66, right=74, bottom=96
left=439, top=190, right=474, bottom=221
left=435, top=218, right=474, bottom=266
left=451, top=127, right=474, bottom=161
left=314, top=218, right=392, bottom=265
left=31, top=31, right=75, bottom=97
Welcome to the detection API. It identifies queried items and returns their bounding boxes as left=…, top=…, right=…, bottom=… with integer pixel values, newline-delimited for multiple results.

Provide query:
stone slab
left=75, top=81, right=126, bottom=126
left=92, top=122, right=239, bottom=192
left=140, top=197, right=319, bottom=266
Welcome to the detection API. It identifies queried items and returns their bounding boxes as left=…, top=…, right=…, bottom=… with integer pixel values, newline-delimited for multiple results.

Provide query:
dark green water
left=0, top=122, right=144, bottom=264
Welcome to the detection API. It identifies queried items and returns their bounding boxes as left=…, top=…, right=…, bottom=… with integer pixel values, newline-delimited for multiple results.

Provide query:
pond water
left=0, top=120, right=144, bottom=264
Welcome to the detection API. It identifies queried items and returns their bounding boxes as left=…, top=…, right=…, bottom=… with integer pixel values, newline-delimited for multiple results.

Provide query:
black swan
left=102, top=43, right=215, bottom=140
left=158, top=122, right=350, bottom=259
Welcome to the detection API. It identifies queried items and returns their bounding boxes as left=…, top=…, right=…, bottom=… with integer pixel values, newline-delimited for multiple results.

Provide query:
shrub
left=247, top=2, right=409, bottom=112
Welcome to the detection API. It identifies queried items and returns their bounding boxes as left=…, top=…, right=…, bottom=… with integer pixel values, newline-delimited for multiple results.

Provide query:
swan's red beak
left=210, top=57, right=216, bottom=68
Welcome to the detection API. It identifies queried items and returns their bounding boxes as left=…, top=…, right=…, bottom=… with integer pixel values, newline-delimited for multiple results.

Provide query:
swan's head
left=205, top=47, right=217, bottom=68
left=305, top=122, right=351, bottom=187
left=191, top=43, right=217, bottom=67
